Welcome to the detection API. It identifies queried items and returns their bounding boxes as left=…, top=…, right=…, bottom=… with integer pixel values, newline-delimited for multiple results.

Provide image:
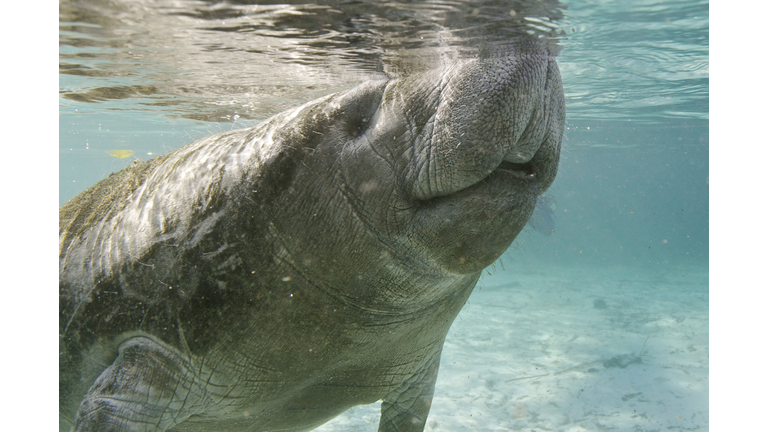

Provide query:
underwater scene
left=59, top=0, right=708, bottom=431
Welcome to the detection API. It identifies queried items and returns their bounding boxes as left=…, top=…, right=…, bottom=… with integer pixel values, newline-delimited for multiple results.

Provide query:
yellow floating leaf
left=107, top=150, right=135, bottom=159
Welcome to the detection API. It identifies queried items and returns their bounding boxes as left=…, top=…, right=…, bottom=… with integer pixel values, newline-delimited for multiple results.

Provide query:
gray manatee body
left=59, top=40, right=565, bottom=432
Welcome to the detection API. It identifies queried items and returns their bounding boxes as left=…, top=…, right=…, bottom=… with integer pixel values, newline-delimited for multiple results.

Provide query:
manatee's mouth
left=411, top=157, right=541, bottom=202
left=493, top=160, right=539, bottom=178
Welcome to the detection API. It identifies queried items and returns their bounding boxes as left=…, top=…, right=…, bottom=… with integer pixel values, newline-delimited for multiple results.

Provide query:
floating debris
left=107, top=150, right=135, bottom=159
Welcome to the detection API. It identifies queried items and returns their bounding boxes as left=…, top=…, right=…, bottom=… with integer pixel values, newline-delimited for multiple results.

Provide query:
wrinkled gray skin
left=59, top=41, right=564, bottom=432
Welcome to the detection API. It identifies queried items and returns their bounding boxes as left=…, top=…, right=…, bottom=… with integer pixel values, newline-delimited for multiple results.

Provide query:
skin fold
left=59, top=39, right=565, bottom=432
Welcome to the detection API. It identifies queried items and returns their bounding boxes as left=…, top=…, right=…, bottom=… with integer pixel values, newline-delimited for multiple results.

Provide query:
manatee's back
left=59, top=155, right=171, bottom=257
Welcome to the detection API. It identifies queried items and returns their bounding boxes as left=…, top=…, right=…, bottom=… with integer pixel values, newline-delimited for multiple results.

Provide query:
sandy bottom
left=314, top=265, right=709, bottom=431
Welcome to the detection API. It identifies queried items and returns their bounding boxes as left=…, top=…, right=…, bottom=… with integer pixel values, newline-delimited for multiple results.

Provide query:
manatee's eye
left=334, top=80, right=385, bottom=139
left=346, top=112, right=371, bottom=138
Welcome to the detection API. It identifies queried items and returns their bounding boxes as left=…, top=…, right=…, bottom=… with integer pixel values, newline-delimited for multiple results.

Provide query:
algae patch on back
left=59, top=154, right=171, bottom=256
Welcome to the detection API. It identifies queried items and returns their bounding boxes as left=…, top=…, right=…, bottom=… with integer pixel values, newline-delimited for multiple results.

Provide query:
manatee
left=59, top=40, right=565, bottom=432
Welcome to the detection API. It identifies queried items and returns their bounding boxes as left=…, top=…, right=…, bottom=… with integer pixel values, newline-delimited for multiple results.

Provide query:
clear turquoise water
left=58, top=0, right=709, bottom=430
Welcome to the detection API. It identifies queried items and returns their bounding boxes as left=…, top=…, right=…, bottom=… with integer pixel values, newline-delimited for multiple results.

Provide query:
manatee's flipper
left=378, top=353, right=440, bottom=432
left=72, top=337, right=202, bottom=432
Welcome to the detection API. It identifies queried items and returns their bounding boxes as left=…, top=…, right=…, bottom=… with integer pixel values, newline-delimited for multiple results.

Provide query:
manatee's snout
left=336, top=45, right=564, bottom=274
left=399, top=46, right=565, bottom=202
left=375, top=45, right=565, bottom=274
